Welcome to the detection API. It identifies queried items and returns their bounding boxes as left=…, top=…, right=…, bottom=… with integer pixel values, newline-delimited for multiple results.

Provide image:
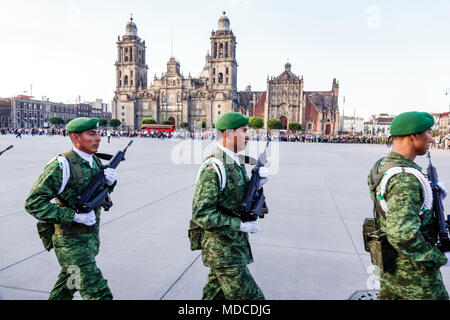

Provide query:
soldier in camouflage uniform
left=190, top=112, right=268, bottom=300
left=367, top=111, right=450, bottom=300
left=25, top=117, right=117, bottom=300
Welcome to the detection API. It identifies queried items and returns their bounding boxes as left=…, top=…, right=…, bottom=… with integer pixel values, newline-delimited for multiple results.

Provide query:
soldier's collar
left=217, top=143, right=241, bottom=167
left=72, top=147, right=93, bottom=168
left=387, top=151, right=422, bottom=171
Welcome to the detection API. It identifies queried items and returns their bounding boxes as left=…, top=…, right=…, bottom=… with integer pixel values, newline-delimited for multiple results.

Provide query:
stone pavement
left=0, top=135, right=449, bottom=300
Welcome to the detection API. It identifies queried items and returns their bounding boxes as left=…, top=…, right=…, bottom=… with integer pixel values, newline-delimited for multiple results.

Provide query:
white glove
left=437, top=182, right=448, bottom=200
left=442, top=252, right=450, bottom=267
left=257, top=167, right=269, bottom=190
left=73, top=210, right=96, bottom=226
left=239, top=220, right=260, bottom=234
left=104, top=168, right=117, bottom=186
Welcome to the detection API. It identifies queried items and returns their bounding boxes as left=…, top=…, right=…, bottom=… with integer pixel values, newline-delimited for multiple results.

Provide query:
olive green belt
left=54, top=223, right=98, bottom=236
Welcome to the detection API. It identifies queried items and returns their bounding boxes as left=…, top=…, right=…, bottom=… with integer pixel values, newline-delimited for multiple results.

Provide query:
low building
left=0, top=98, right=12, bottom=128
left=439, top=112, right=449, bottom=135
left=11, top=95, right=47, bottom=128
left=364, top=114, right=395, bottom=136
left=88, top=99, right=112, bottom=121
left=342, top=116, right=365, bottom=134
left=0, top=95, right=112, bottom=128
left=45, top=102, right=78, bottom=125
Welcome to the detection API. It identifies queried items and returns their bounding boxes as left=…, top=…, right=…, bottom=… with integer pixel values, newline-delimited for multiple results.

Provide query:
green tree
left=249, top=116, right=264, bottom=129
left=98, top=118, right=108, bottom=127
left=267, top=118, right=282, bottom=130
left=109, top=119, right=121, bottom=128
left=142, top=118, right=156, bottom=125
left=65, top=118, right=74, bottom=125
left=212, top=123, right=215, bottom=129
left=162, top=120, right=172, bottom=125
left=180, top=122, right=188, bottom=128
left=289, top=122, right=302, bottom=131
left=49, top=116, right=64, bottom=128
left=201, top=120, right=206, bottom=129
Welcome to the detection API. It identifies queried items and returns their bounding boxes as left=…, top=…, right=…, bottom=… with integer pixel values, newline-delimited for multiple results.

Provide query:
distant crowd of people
left=1, top=127, right=449, bottom=149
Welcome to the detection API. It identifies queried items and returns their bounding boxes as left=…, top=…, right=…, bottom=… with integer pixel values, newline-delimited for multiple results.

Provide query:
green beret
left=390, top=111, right=434, bottom=136
left=215, top=112, right=249, bottom=130
left=66, top=117, right=99, bottom=133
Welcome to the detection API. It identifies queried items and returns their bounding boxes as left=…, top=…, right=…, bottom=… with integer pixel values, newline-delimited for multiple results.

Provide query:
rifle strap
left=238, top=155, right=257, bottom=165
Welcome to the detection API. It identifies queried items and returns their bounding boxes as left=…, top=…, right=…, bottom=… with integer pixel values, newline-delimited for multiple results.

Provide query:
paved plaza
left=1, top=135, right=450, bottom=300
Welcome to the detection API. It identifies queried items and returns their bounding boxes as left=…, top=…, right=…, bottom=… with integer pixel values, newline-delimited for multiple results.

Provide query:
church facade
left=112, top=13, right=339, bottom=134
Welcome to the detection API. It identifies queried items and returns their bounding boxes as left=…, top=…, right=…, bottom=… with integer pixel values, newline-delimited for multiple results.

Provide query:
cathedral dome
left=125, top=16, right=138, bottom=36
left=218, top=11, right=230, bottom=31
left=275, top=62, right=298, bottom=82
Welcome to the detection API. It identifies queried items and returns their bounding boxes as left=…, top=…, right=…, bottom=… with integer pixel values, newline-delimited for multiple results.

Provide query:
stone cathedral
left=112, top=13, right=340, bottom=134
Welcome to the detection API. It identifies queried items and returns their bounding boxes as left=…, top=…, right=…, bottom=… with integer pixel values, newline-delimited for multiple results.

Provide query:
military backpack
left=36, top=150, right=102, bottom=251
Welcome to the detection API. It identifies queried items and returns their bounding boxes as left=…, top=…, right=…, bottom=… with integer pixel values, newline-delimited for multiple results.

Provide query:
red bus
left=141, top=124, right=174, bottom=132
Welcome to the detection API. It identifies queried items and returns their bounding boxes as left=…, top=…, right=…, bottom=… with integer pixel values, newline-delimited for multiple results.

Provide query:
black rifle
left=74, top=140, right=133, bottom=213
left=427, top=151, right=450, bottom=252
left=240, top=140, right=270, bottom=222
left=0, top=145, right=13, bottom=156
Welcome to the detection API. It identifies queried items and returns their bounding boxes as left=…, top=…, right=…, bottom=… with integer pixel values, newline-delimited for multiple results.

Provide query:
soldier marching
left=189, top=112, right=268, bottom=300
left=366, top=111, right=450, bottom=300
left=24, top=117, right=117, bottom=300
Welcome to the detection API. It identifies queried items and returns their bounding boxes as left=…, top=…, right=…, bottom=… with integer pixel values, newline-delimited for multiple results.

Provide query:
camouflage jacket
left=25, top=150, right=115, bottom=230
left=368, top=151, right=447, bottom=270
left=191, top=146, right=253, bottom=268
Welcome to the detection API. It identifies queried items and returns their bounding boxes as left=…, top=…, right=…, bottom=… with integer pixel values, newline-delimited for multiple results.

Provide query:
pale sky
left=1, top=0, right=449, bottom=120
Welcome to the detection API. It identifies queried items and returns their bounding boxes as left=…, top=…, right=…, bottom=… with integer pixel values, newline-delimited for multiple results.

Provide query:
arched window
left=219, top=43, right=223, bottom=58
left=124, top=75, right=128, bottom=86
left=218, top=73, right=223, bottom=83
left=226, top=67, right=229, bottom=75
left=225, top=42, right=228, bottom=58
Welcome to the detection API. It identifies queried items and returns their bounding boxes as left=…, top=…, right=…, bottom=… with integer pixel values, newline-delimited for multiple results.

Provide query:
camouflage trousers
left=202, top=265, right=265, bottom=300
left=49, top=232, right=112, bottom=300
left=377, top=258, right=449, bottom=300
left=49, top=263, right=112, bottom=300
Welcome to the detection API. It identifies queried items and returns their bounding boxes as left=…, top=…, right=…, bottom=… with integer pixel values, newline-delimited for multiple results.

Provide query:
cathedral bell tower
left=115, top=16, right=148, bottom=93
left=208, top=12, right=238, bottom=126
left=113, top=16, right=148, bottom=129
